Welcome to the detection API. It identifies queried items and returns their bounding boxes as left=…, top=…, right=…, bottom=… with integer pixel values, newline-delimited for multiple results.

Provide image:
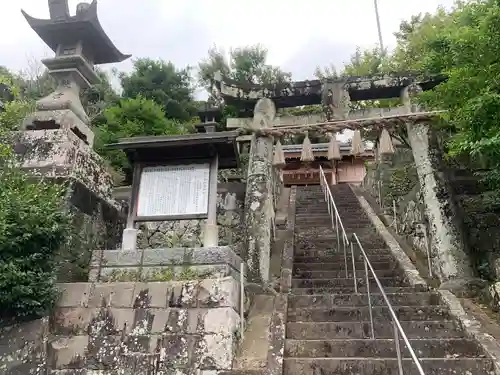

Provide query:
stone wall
left=363, top=146, right=430, bottom=259
left=363, top=133, right=500, bottom=296
left=135, top=182, right=246, bottom=255
left=0, top=247, right=244, bottom=374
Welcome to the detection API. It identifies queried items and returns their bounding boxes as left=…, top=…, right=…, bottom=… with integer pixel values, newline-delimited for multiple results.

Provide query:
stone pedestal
left=243, top=98, right=276, bottom=284
left=14, top=128, right=125, bottom=280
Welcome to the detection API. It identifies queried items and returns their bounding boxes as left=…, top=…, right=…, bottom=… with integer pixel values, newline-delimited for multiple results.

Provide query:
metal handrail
left=319, top=167, right=351, bottom=278
left=318, top=166, right=425, bottom=375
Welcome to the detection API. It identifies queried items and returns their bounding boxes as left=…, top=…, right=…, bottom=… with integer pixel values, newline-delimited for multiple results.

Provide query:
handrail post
left=394, top=320, right=404, bottom=375
left=240, top=262, right=245, bottom=341
left=350, top=240, right=358, bottom=293
left=364, top=258, right=375, bottom=340
left=335, top=214, right=340, bottom=253
left=343, top=234, right=348, bottom=279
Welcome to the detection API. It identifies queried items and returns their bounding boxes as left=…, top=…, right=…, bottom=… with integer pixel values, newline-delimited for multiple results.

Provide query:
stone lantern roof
left=21, top=0, right=131, bottom=64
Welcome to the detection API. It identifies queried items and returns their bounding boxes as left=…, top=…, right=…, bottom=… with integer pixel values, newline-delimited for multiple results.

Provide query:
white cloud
left=1, top=0, right=456, bottom=101
left=2, top=0, right=455, bottom=77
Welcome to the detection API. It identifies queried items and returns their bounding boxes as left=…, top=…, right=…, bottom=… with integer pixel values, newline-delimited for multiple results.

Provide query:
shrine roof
left=213, top=72, right=446, bottom=112
left=21, top=1, right=131, bottom=64
left=107, top=131, right=240, bottom=169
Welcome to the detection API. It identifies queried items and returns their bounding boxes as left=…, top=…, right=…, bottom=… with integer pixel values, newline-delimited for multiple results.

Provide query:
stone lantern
left=21, top=0, right=131, bottom=146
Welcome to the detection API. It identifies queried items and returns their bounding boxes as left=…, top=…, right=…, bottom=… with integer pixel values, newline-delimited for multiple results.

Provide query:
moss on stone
left=102, top=269, right=141, bottom=282
left=177, top=267, right=199, bottom=280
left=387, top=164, right=418, bottom=200
left=148, top=267, right=175, bottom=281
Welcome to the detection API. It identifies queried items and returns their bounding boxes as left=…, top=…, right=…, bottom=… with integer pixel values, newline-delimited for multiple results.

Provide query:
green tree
left=94, top=96, right=194, bottom=178
left=315, top=46, right=392, bottom=79
left=120, top=58, right=195, bottom=121
left=198, top=44, right=292, bottom=94
left=404, top=0, right=500, bottom=188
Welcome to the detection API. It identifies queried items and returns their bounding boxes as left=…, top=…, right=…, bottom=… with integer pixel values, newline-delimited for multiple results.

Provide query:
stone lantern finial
left=48, top=0, right=70, bottom=20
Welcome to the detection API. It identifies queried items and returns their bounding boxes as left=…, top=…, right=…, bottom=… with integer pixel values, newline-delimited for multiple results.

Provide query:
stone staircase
left=284, top=184, right=494, bottom=375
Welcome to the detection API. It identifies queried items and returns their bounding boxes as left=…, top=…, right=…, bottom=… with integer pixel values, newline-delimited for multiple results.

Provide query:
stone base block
left=90, top=246, right=246, bottom=283
left=13, top=128, right=114, bottom=201
left=122, top=228, right=138, bottom=250
left=57, top=278, right=240, bottom=310
left=22, top=109, right=94, bottom=146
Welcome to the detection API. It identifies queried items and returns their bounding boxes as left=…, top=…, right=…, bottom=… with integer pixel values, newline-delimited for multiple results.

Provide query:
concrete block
left=57, top=283, right=94, bottom=307
left=101, top=249, right=142, bottom=267
left=142, top=248, right=185, bottom=266
left=89, top=282, right=136, bottom=308
left=47, top=336, right=87, bottom=369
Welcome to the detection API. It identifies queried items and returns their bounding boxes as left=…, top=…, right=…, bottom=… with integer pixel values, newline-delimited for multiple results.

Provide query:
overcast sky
left=2, top=0, right=455, bottom=95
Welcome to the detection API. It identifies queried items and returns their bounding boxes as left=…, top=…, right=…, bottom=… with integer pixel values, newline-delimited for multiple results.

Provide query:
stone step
left=285, top=338, right=484, bottom=358
left=286, top=321, right=464, bottom=340
left=294, top=243, right=389, bottom=251
left=295, top=215, right=371, bottom=222
left=288, top=293, right=441, bottom=308
left=287, top=306, right=450, bottom=322
left=283, top=358, right=493, bottom=375
left=292, top=269, right=400, bottom=279
left=293, top=261, right=395, bottom=271
left=296, top=223, right=373, bottom=229
left=293, top=249, right=392, bottom=258
left=296, top=206, right=358, bottom=211
left=295, top=234, right=384, bottom=242
left=294, top=244, right=388, bottom=252
left=219, top=371, right=264, bottom=375
left=293, top=254, right=394, bottom=264
left=291, top=277, right=406, bottom=289
left=291, top=286, right=426, bottom=295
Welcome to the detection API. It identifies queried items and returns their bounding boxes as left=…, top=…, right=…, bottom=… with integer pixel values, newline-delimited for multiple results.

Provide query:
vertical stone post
left=204, top=154, right=219, bottom=246
left=243, top=98, right=276, bottom=284
left=402, top=85, right=475, bottom=286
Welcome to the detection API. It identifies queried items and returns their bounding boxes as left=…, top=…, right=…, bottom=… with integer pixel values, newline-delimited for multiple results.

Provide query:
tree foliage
left=198, top=44, right=292, bottom=93
left=94, top=96, right=194, bottom=176
left=120, top=58, right=196, bottom=121
left=394, top=1, right=500, bottom=189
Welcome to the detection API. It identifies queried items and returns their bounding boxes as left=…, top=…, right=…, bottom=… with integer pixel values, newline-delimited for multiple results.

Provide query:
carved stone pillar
left=243, top=98, right=276, bottom=284
left=403, top=85, right=476, bottom=286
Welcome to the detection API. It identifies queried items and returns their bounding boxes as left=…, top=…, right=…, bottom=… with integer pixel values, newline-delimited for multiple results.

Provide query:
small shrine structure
left=280, top=141, right=375, bottom=186
left=107, top=125, right=240, bottom=250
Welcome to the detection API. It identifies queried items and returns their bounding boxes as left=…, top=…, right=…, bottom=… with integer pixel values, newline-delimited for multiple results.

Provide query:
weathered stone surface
left=1, top=277, right=242, bottom=374
left=355, top=193, right=427, bottom=289
left=90, top=246, right=245, bottom=283
left=12, top=128, right=124, bottom=282
left=135, top=185, right=245, bottom=252
left=407, top=122, right=474, bottom=283
left=243, top=98, right=279, bottom=284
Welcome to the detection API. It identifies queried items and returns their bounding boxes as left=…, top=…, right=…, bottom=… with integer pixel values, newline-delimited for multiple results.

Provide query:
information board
left=136, top=163, right=210, bottom=217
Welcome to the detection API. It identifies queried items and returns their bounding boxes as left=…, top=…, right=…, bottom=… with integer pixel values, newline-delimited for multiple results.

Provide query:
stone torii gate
left=213, top=73, right=475, bottom=288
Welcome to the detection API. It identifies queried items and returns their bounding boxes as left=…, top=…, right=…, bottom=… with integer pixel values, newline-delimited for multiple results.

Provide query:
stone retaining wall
left=89, top=246, right=245, bottom=283
left=1, top=276, right=242, bottom=374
